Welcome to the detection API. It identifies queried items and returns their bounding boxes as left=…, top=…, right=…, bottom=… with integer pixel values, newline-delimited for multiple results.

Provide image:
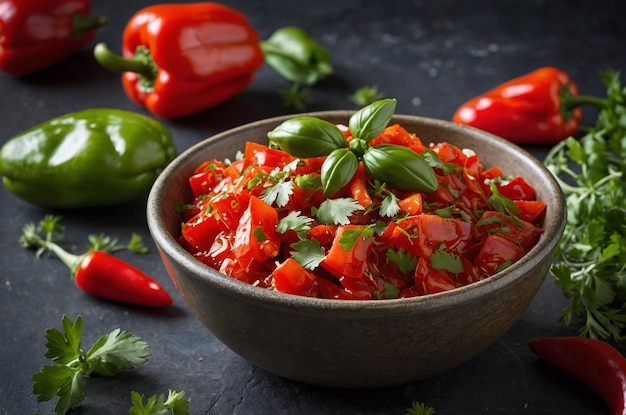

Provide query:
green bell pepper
left=0, top=108, right=176, bottom=208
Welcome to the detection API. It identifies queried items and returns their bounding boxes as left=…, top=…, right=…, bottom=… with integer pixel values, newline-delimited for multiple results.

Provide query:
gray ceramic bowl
left=147, top=112, right=566, bottom=388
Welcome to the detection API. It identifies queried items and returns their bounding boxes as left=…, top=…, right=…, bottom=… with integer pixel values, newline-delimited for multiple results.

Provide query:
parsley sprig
left=406, top=400, right=436, bottom=415
left=130, top=390, right=189, bottom=415
left=545, top=70, right=626, bottom=341
left=32, top=315, right=151, bottom=415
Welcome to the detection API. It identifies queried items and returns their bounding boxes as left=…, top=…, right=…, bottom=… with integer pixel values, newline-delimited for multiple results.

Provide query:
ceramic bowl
left=147, top=112, right=566, bottom=388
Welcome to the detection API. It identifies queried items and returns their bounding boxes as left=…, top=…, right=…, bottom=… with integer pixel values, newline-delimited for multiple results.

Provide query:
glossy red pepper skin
left=530, top=337, right=626, bottom=415
left=0, top=0, right=106, bottom=76
left=452, top=67, right=583, bottom=145
left=75, top=251, right=173, bottom=307
left=120, top=3, right=265, bottom=119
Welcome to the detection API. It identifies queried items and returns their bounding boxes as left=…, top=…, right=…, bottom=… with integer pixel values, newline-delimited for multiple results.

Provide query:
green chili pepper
left=349, top=98, right=397, bottom=142
left=0, top=108, right=176, bottom=208
left=268, top=116, right=347, bottom=158
left=321, top=148, right=358, bottom=196
left=362, top=144, right=438, bottom=192
left=260, top=26, right=333, bottom=86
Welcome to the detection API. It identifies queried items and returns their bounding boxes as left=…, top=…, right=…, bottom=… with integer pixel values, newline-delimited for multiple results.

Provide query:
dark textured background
left=2, top=0, right=626, bottom=413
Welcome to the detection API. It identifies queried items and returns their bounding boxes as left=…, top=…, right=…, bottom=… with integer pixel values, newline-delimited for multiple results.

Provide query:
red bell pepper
left=452, top=67, right=606, bottom=145
left=530, top=337, right=626, bottom=415
left=0, top=0, right=106, bottom=76
left=93, top=2, right=265, bottom=119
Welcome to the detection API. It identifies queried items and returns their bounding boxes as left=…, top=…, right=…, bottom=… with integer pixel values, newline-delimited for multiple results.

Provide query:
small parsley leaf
left=316, top=197, right=364, bottom=225
left=349, top=85, right=385, bottom=107
left=430, top=247, right=464, bottom=274
left=339, top=225, right=375, bottom=251
left=129, top=389, right=189, bottom=415
left=386, top=248, right=418, bottom=275
left=290, top=239, right=326, bottom=270
left=380, top=192, right=401, bottom=217
left=280, top=84, right=313, bottom=111
left=261, top=180, right=294, bottom=207
left=294, top=173, right=321, bottom=189
left=406, top=400, right=436, bottom=415
left=276, top=211, right=314, bottom=238
left=487, top=181, right=522, bottom=223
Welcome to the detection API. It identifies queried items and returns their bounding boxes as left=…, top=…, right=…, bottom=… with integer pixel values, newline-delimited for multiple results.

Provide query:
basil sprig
left=267, top=98, right=438, bottom=196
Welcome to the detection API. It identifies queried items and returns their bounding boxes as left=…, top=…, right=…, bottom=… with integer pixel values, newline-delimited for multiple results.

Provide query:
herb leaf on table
left=32, top=315, right=151, bottom=415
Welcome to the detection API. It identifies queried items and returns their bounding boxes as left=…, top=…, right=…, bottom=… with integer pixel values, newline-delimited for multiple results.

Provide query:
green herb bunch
left=545, top=70, right=626, bottom=341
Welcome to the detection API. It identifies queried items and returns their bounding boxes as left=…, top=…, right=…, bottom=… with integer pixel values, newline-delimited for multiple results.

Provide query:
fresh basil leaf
left=348, top=98, right=397, bottom=142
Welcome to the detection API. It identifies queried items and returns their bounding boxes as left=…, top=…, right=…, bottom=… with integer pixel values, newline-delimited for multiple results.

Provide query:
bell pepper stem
left=72, top=14, right=108, bottom=38
left=93, top=43, right=156, bottom=80
left=559, top=85, right=608, bottom=120
left=560, top=84, right=608, bottom=111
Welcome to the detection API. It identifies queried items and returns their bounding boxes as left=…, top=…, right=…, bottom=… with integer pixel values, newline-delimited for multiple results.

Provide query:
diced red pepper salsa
left=179, top=124, right=545, bottom=299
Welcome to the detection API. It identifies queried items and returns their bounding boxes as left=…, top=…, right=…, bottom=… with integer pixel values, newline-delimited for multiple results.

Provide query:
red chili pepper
left=73, top=251, right=173, bottom=307
left=452, top=67, right=606, bottom=145
left=0, top=0, right=106, bottom=76
left=529, top=336, right=626, bottom=415
left=93, top=2, right=264, bottom=119
left=21, top=216, right=173, bottom=307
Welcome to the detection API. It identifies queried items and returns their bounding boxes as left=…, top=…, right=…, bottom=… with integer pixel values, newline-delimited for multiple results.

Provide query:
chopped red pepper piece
left=0, top=0, right=106, bottom=76
left=272, top=258, right=319, bottom=297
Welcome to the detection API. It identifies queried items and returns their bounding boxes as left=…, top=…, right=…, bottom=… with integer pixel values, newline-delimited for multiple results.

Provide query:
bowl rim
left=147, top=111, right=566, bottom=313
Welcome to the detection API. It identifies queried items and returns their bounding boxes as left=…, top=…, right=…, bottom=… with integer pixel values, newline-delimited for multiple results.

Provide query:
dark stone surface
left=1, top=0, right=625, bottom=413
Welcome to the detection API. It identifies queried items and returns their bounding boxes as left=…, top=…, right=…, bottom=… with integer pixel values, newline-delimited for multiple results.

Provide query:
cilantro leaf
left=86, top=328, right=151, bottom=376
left=349, top=85, right=385, bottom=107
left=386, top=248, right=418, bottom=275
left=379, top=282, right=400, bottom=299
left=487, top=181, right=521, bottom=223
left=290, top=239, right=326, bottom=270
left=277, top=211, right=314, bottom=238
left=261, top=180, right=294, bottom=208
left=432, top=205, right=454, bottom=218
left=406, top=401, right=436, bottom=415
left=44, top=315, right=83, bottom=365
left=316, top=197, right=364, bottom=225
left=420, top=148, right=457, bottom=176
left=294, top=173, right=321, bottom=189
left=339, top=225, right=375, bottom=251
left=280, top=84, right=313, bottom=111
left=380, top=192, right=400, bottom=217
left=87, top=233, right=149, bottom=254
left=32, top=365, right=85, bottom=413
left=32, top=315, right=151, bottom=414
left=430, top=247, right=463, bottom=274
left=129, top=389, right=189, bottom=415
